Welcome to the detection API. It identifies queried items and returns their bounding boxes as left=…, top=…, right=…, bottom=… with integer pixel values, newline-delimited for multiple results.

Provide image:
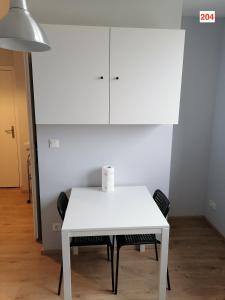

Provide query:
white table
left=62, top=186, right=169, bottom=300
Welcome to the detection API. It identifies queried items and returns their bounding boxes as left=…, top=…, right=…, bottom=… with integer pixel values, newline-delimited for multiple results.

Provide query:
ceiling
left=27, top=0, right=225, bottom=18
left=183, top=0, right=225, bottom=17
left=1, top=0, right=225, bottom=21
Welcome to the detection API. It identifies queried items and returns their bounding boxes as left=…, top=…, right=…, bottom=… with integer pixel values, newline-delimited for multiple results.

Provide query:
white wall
left=34, top=0, right=182, bottom=250
left=38, top=125, right=173, bottom=249
left=206, top=20, right=225, bottom=237
left=170, top=17, right=224, bottom=216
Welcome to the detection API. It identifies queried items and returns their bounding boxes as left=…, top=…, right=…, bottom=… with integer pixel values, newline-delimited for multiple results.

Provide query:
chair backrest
left=153, top=189, right=170, bottom=218
left=57, top=192, right=69, bottom=221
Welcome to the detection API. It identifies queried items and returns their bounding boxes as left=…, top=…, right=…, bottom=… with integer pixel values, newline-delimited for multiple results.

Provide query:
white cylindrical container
left=102, top=166, right=114, bottom=192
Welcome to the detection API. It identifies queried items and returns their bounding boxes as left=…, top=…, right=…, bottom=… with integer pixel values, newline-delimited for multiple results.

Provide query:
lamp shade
left=0, top=0, right=50, bottom=52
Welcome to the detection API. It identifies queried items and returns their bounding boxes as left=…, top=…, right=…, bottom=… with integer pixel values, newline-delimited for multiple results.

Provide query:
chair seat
left=71, top=235, right=111, bottom=247
left=116, top=234, right=159, bottom=247
left=57, top=192, right=114, bottom=296
left=114, top=190, right=171, bottom=294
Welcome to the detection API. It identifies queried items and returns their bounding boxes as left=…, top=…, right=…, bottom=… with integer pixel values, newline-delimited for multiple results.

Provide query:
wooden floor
left=0, top=188, right=225, bottom=300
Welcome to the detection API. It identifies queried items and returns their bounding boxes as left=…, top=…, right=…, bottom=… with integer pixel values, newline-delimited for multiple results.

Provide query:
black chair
left=114, top=189, right=171, bottom=294
left=57, top=192, right=114, bottom=295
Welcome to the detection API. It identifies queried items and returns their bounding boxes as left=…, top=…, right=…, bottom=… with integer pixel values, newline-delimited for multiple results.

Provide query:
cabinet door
left=110, top=28, right=185, bottom=124
left=32, top=25, right=109, bottom=124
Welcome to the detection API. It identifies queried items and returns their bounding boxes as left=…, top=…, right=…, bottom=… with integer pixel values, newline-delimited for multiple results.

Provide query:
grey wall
left=206, top=21, right=225, bottom=236
left=35, top=0, right=182, bottom=250
left=170, top=17, right=224, bottom=216
left=38, top=125, right=173, bottom=249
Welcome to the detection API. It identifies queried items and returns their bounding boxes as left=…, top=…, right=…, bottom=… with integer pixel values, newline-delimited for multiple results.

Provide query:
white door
left=0, top=69, right=20, bottom=187
left=32, top=25, right=110, bottom=124
left=110, top=28, right=185, bottom=124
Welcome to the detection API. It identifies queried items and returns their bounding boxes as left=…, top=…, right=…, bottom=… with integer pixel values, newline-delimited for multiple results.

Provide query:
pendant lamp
left=0, top=0, right=50, bottom=52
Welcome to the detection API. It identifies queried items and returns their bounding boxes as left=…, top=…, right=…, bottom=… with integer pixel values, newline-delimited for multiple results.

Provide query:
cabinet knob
left=114, top=76, right=119, bottom=80
left=99, top=76, right=104, bottom=79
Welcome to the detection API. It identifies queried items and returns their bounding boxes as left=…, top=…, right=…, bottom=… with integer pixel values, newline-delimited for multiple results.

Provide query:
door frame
left=23, top=54, right=42, bottom=241
left=0, top=61, right=42, bottom=241
left=0, top=66, right=21, bottom=187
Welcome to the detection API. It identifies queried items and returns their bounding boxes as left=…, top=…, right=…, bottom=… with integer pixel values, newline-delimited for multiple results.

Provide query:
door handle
left=5, top=126, right=15, bottom=139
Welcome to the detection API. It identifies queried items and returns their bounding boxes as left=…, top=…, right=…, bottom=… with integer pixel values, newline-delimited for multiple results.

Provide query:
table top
left=62, top=186, right=169, bottom=235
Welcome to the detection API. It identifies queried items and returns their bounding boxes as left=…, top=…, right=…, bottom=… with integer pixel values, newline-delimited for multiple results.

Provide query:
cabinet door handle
left=99, top=76, right=104, bottom=79
left=114, top=76, right=119, bottom=80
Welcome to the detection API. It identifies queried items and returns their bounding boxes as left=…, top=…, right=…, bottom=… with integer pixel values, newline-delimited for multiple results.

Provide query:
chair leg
left=107, top=244, right=110, bottom=261
left=110, top=244, right=114, bottom=292
left=154, top=241, right=159, bottom=261
left=115, top=247, right=120, bottom=294
left=112, top=235, right=115, bottom=249
left=167, top=268, right=171, bottom=290
left=57, top=264, right=63, bottom=296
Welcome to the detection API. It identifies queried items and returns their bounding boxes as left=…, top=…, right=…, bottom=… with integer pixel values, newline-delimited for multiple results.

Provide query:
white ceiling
left=17, top=0, right=225, bottom=22
left=26, top=0, right=182, bottom=27
left=183, top=0, right=225, bottom=17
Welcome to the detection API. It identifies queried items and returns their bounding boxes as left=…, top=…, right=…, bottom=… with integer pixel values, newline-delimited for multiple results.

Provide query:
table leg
left=159, top=227, right=169, bottom=300
left=62, top=231, right=72, bottom=300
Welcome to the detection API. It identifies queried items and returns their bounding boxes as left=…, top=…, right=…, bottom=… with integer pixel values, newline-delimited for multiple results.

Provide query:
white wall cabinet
left=32, top=25, right=185, bottom=125
left=110, top=28, right=185, bottom=124
left=32, top=25, right=109, bottom=124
